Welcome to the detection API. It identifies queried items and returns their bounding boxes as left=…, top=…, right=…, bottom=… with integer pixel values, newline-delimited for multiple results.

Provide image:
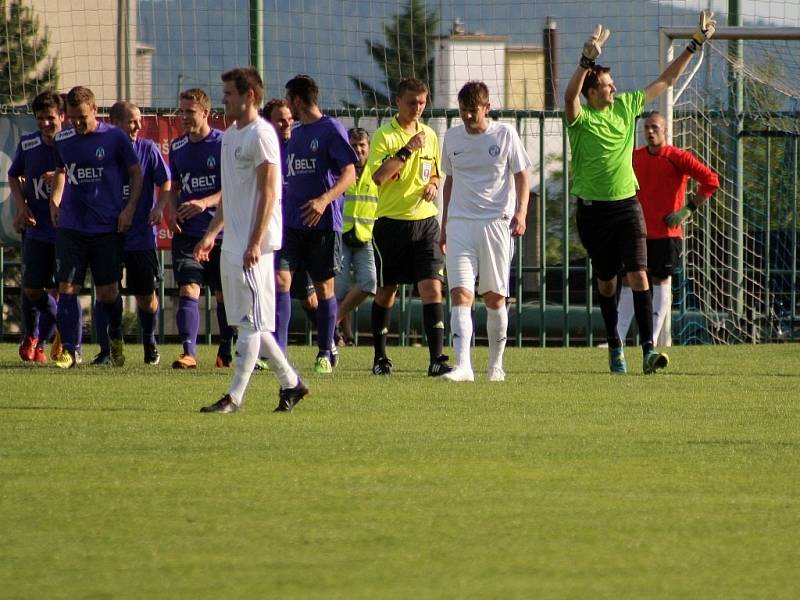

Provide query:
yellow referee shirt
left=367, top=116, right=440, bottom=221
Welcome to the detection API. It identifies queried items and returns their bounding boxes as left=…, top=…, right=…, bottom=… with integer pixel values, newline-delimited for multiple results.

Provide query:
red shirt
left=633, top=145, right=720, bottom=239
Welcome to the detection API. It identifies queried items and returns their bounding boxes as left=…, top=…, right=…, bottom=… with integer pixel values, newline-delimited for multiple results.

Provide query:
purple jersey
left=279, top=137, right=290, bottom=217
left=54, top=122, right=139, bottom=234
left=169, top=129, right=222, bottom=239
left=7, top=131, right=59, bottom=243
left=123, top=138, right=170, bottom=251
left=284, top=116, right=357, bottom=231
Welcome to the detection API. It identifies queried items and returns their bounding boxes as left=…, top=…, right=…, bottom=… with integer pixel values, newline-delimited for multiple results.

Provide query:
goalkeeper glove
left=580, top=25, right=611, bottom=69
left=687, top=10, right=716, bottom=54
left=664, top=202, right=698, bottom=227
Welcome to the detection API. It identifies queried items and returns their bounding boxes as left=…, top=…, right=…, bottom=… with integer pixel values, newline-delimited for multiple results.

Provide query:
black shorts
left=171, top=233, right=222, bottom=291
left=372, top=216, right=444, bottom=286
left=56, top=228, right=123, bottom=287
left=22, top=236, right=56, bottom=289
left=576, top=197, right=647, bottom=281
left=123, top=249, right=162, bottom=296
left=647, top=237, right=682, bottom=280
left=275, top=228, right=341, bottom=283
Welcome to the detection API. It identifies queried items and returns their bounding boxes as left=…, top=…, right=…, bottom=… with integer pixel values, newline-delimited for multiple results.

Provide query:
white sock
left=260, top=330, right=299, bottom=389
left=450, top=305, right=473, bottom=371
left=486, top=306, right=508, bottom=372
left=228, top=327, right=259, bottom=406
left=652, top=280, right=671, bottom=344
left=616, top=286, right=634, bottom=343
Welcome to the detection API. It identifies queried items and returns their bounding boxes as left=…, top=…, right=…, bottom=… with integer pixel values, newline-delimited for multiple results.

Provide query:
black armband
left=394, top=147, right=412, bottom=162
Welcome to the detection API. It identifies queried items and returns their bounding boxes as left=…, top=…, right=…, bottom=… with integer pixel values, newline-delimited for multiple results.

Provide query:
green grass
left=1, top=342, right=799, bottom=599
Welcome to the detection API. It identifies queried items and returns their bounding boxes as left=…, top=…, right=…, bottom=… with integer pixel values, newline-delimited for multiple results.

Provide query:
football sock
left=633, top=289, right=655, bottom=354
left=450, top=305, right=472, bottom=370
left=652, top=280, right=671, bottom=344
left=36, top=294, right=58, bottom=347
left=21, top=294, right=37, bottom=338
left=316, top=296, right=336, bottom=356
left=371, top=301, right=391, bottom=360
left=228, top=326, right=258, bottom=407
left=423, top=302, right=445, bottom=362
left=259, top=329, right=299, bottom=389
left=57, top=294, right=81, bottom=353
left=216, top=302, right=235, bottom=358
left=177, top=296, right=199, bottom=356
left=104, top=294, right=124, bottom=341
left=598, top=292, right=622, bottom=349
left=275, top=290, right=291, bottom=352
left=486, top=305, right=508, bottom=372
left=138, top=306, right=157, bottom=346
left=616, top=285, right=634, bottom=344
left=94, top=299, right=110, bottom=354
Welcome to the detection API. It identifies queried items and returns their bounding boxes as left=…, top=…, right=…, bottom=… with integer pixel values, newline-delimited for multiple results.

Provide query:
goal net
left=664, top=29, right=800, bottom=344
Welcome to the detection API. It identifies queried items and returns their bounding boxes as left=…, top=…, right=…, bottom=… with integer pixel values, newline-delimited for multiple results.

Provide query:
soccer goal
left=659, top=26, right=800, bottom=344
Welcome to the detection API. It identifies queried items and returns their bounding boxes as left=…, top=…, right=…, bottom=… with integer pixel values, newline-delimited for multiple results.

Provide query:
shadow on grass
left=0, top=405, right=173, bottom=413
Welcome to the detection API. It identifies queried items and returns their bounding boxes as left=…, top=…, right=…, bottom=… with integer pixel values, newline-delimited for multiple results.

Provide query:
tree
left=0, top=0, right=58, bottom=106
left=348, top=0, right=438, bottom=108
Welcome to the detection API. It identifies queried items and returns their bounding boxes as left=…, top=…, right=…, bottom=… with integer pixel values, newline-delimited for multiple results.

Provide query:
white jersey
left=220, top=117, right=282, bottom=258
left=442, top=121, right=531, bottom=220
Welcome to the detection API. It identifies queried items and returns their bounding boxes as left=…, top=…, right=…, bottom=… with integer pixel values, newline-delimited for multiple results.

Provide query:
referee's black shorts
left=372, top=216, right=444, bottom=287
left=575, top=196, right=647, bottom=281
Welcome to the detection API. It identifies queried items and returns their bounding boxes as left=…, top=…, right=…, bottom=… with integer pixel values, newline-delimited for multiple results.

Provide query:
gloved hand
left=687, top=10, right=716, bottom=54
left=581, top=25, right=611, bottom=68
left=665, top=205, right=693, bottom=227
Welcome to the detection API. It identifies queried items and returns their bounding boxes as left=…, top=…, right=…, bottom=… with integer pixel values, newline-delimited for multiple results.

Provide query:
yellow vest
left=343, top=168, right=378, bottom=242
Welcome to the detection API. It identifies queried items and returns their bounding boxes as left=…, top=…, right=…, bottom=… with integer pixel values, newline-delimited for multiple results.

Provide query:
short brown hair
left=581, top=65, right=611, bottom=100
left=32, top=90, right=64, bottom=114
left=221, top=66, right=264, bottom=106
left=180, top=88, right=211, bottom=111
left=348, top=127, right=370, bottom=142
left=457, top=81, right=490, bottom=107
left=65, top=86, right=96, bottom=108
left=109, top=100, right=139, bottom=124
left=285, top=75, right=319, bottom=107
left=262, top=97, right=289, bottom=120
left=396, top=78, right=429, bottom=98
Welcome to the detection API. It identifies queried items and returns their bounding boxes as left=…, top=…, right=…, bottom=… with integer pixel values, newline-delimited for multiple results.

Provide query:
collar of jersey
left=390, top=116, right=421, bottom=137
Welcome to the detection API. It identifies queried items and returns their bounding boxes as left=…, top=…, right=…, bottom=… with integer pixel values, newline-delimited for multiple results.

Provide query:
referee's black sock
left=632, top=289, right=655, bottom=354
left=598, top=292, right=622, bottom=349
left=423, top=302, right=445, bottom=362
left=371, top=301, right=391, bottom=361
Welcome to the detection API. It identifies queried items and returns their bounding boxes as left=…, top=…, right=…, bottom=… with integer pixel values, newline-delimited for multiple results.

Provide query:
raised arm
left=565, top=25, right=610, bottom=123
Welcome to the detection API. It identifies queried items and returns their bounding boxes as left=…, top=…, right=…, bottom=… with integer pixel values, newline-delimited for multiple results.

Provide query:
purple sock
left=57, top=294, right=81, bottom=353
left=316, top=296, right=337, bottom=355
left=275, top=290, right=291, bottom=352
left=21, top=294, right=38, bottom=338
left=138, top=307, right=157, bottom=345
left=177, top=296, right=199, bottom=356
left=35, top=294, right=58, bottom=346
left=104, top=295, right=123, bottom=341
left=94, top=299, right=110, bottom=354
left=216, top=302, right=234, bottom=357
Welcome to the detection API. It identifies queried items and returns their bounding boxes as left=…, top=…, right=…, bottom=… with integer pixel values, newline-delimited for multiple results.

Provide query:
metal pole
left=250, top=0, right=264, bottom=79
left=562, top=130, right=570, bottom=347
left=539, top=115, right=547, bottom=347
left=765, top=136, right=771, bottom=339
left=728, top=0, right=745, bottom=317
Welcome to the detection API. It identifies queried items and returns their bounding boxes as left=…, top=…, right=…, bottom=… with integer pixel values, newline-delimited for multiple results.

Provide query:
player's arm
left=439, top=175, right=453, bottom=254
left=301, top=163, right=356, bottom=227
left=118, top=163, right=143, bottom=233
left=511, top=170, right=530, bottom=237
left=243, top=160, right=279, bottom=268
left=664, top=151, right=721, bottom=227
left=149, top=180, right=173, bottom=225
left=645, top=11, right=716, bottom=102
left=194, top=201, right=224, bottom=263
left=372, top=131, right=426, bottom=186
left=176, top=190, right=221, bottom=222
left=565, top=24, right=611, bottom=124
left=50, top=168, right=66, bottom=227
left=9, top=175, right=35, bottom=232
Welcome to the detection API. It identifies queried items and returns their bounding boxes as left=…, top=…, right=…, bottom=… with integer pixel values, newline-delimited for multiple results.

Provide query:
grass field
left=1, top=342, right=799, bottom=599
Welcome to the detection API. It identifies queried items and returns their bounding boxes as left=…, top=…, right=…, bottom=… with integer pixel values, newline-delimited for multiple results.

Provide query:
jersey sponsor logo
left=21, top=137, right=42, bottom=151
left=285, top=153, right=317, bottom=177
left=206, top=155, right=216, bottom=170
left=181, top=171, right=217, bottom=194
left=122, top=183, right=130, bottom=201
left=55, top=128, right=77, bottom=142
left=171, top=136, right=189, bottom=151
left=489, top=145, right=501, bottom=157
left=453, top=151, right=463, bottom=156
left=65, top=163, right=104, bottom=185
left=32, top=175, right=53, bottom=200
left=95, top=147, right=106, bottom=161
left=310, top=138, right=319, bottom=153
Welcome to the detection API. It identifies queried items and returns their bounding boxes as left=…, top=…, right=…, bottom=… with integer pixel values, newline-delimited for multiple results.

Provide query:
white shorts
left=220, top=250, right=275, bottom=332
left=445, top=217, right=514, bottom=296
